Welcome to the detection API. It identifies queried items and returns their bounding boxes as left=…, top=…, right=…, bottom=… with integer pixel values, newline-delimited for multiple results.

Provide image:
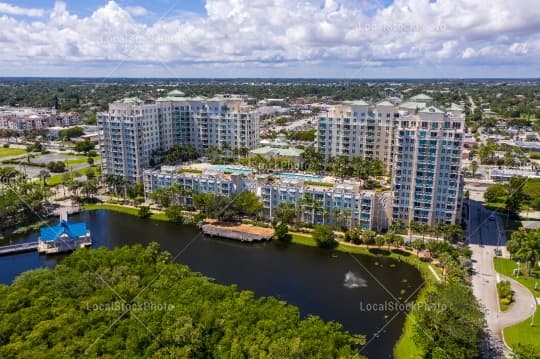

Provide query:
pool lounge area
left=276, top=172, right=324, bottom=181
left=210, top=165, right=253, bottom=175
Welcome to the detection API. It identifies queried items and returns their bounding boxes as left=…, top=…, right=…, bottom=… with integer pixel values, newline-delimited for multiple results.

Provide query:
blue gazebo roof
left=39, top=221, right=88, bottom=242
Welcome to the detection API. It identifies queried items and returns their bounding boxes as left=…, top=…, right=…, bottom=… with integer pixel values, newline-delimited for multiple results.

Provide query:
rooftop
left=376, top=100, right=394, bottom=107
left=399, top=101, right=427, bottom=110
left=449, top=103, right=465, bottom=112
left=250, top=134, right=304, bottom=157
left=39, top=221, right=88, bottom=242
left=409, top=93, right=433, bottom=102
left=167, top=90, right=185, bottom=97
left=343, top=100, right=369, bottom=106
left=116, top=97, right=144, bottom=105
left=419, top=106, right=445, bottom=114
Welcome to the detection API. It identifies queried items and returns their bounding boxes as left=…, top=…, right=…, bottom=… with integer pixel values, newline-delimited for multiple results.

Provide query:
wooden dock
left=0, top=241, right=38, bottom=256
left=201, top=220, right=274, bottom=242
left=50, top=206, right=80, bottom=217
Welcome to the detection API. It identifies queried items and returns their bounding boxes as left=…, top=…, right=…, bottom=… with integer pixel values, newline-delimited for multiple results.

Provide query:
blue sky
left=0, top=0, right=538, bottom=78
left=6, top=0, right=207, bottom=17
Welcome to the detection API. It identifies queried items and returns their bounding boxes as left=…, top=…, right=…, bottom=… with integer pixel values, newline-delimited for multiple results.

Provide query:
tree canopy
left=0, top=244, right=364, bottom=358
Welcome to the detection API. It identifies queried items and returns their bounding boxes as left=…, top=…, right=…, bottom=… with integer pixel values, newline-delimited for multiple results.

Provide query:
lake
left=0, top=210, right=423, bottom=358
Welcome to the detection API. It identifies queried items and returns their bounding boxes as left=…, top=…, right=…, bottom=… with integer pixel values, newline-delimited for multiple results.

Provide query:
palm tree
left=330, top=156, right=349, bottom=179
left=61, top=172, right=72, bottom=197
left=443, top=224, right=464, bottom=243
left=68, top=180, right=82, bottom=198
left=275, top=201, right=296, bottom=224
left=321, top=208, right=329, bottom=225
left=38, top=169, right=50, bottom=186
left=331, top=207, right=341, bottom=227
left=384, top=231, right=399, bottom=250
left=390, top=220, right=406, bottom=234
left=375, top=235, right=385, bottom=248
left=340, top=209, right=352, bottom=229
left=470, top=160, right=479, bottom=177
left=82, top=180, right=98, bottom=199
left=239, top=147, right=249, bottom=158
left=411, top=238, right=425, bottom=257
left=433, top=222, right=447, bottom=240
left=362, top=230, right=377, bottom=245
left=516, top=235, right=540, bottom=276
left=409, top=220, right=421, bottom=236
left=425, top=239, right=439, bottom=260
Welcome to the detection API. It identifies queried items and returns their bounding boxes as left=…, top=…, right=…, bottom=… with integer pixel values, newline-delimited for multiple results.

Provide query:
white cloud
left=0, top=2, right=45, bottom=17
left=461, top=47, right=476, bottom=59
left=509, top=42, right=528, bottom=55
left=125, top=6, right=149, bottom=17
left=0, top=0, right=539, bottom=76
left=436, top=41, right=457, bottom=59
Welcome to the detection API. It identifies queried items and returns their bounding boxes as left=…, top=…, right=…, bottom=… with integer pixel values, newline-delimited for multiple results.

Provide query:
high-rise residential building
left=317, top=100, right=396, bottom=171
left=98, top=98, right=167, bottom=183
left=391, top=99, right=465, bottom=226
left=98, top=92, right=260, bottom=182
left=316, top=94, right=465, bottom=226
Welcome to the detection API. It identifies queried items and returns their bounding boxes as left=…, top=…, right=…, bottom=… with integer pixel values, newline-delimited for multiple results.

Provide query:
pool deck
left=276, top=172, right=325, bottom=181
left=187, top=163, right=253, bottom=174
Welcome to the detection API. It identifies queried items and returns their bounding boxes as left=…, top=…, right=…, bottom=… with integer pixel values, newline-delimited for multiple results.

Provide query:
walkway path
left=471, top=244, right=536, bottom=357
left=428, top=265, right=441, bottom=282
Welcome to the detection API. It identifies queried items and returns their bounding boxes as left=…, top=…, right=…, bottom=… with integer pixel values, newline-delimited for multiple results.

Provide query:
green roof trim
left=419, top=106, right=445, bottom=114
left=399, top=101, right=427, bottom=110
left=409, top=94, right=432, bottom=101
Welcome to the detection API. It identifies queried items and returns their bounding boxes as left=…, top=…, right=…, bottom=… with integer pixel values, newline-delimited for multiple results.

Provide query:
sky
left=0, top=0, right=539, bottom=78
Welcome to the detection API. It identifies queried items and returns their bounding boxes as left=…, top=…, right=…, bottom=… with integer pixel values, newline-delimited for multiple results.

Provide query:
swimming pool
left=211, top=165, right=253, bottom=175
left=276, top=172, right=324, bottom=181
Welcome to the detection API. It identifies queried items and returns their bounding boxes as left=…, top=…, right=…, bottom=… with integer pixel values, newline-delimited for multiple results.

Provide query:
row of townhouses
left=143, top=165, right=390, bottom=231
left=98, top=91, right=260, bottom=183
left=101, top=92, right=465, bottom=228
left=0, top=107, right=82, bottom=130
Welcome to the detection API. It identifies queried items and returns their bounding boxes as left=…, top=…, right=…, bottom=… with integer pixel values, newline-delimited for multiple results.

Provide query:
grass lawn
left=484, top=201, right=506, bottom=211
left=83, top=203, right=169, bottom=222
left=47, top=170, right=83, bottom=186
left=65, top=158, right=89, bottom=166
left=0, top=147, right=25, bottom=158
left=65, top=156, right=100, bottom=167
left=290, top=233, right=432, bottom=359
left=494, top=257, right=540, bottom=351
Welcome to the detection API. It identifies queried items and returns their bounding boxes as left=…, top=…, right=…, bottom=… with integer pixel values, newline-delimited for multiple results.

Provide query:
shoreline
left=81, top=204, right=435, bottom=358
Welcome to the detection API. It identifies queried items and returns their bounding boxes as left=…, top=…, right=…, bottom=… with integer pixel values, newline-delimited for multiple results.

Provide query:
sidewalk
left=470, top=244, right=536, bottom=357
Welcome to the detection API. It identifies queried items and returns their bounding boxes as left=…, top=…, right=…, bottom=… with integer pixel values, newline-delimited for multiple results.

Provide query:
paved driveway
left=468, top=200, right=537, bottom=358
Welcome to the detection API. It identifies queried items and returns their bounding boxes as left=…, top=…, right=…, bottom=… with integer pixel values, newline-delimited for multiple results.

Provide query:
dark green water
left=0, top=210, right=423, bottom=358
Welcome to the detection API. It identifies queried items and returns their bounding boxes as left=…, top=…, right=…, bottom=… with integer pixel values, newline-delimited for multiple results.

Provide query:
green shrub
left=497, top=280, right=513, bottom=310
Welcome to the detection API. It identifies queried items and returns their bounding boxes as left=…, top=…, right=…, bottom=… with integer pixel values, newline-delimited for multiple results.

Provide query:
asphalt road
left=468, top=200, right=537, bottom=358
